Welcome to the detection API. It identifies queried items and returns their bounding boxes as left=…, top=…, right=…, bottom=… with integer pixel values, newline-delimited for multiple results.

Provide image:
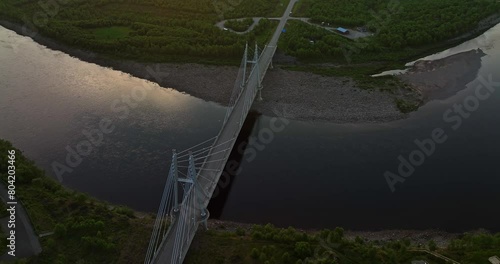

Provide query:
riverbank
left=1, top=18, right=497, bottom=123
left=0, top=139, right=155, bottom=263
left=1, top=139, right=499, bottom=263
left=399, top=49, right=486, bottom=102
left=0, top=21, right=411, bottom=123
left=192, top=219, right=498, bottom=264
left=205, top=219, right=464, bottom=248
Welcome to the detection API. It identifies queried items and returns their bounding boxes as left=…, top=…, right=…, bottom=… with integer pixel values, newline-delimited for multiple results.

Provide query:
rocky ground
left=256, top=68, right=406, bottom=123
left=1, top=16, right=498, bottom=124
left=399, top=49, right=486, bottom=102
left=0, top=21, right=411, bottom=124
left=79, top=60, right=413, bottom=123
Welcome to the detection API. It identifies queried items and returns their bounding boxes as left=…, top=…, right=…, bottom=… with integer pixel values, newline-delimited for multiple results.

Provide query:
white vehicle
left=223, top=28, right=228, bottom=31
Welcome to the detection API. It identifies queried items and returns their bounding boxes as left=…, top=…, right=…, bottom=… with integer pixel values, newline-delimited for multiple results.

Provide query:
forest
left=279, top=20, right=353, bottom=59
left=0, top=139, right=153, bottom=263
left=224, top=18, right=254, bottom=32
left=0, top=0, right=282, bottom=64
left=290, top=0, right=500, bottom=62
left=186, top=223, right=500, bottom=263
left=0, top=0, right=498, bottom=64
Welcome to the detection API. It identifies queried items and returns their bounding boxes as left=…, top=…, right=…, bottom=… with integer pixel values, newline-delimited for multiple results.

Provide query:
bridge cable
left=177, top=136, right=218, bottom=155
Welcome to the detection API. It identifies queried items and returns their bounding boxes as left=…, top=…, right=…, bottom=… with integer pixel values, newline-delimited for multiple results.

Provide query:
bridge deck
left=150, top=1, right=297, bottom=262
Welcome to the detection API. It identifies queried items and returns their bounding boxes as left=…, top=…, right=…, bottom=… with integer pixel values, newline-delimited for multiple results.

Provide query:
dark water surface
left=1, top=24, right=499, bottom=232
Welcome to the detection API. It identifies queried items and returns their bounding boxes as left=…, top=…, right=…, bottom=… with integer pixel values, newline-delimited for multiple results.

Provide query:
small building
left=489, top=256, right=500, bottom=264
left=336, top=27, right=349, bottom=35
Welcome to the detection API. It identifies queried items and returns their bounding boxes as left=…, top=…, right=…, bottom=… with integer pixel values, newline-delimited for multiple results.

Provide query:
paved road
left=0, top=182, right=42, bottom=261
left=150, top=0, right=297, bottom=263
left=268, top=17, right=373, bottom=39
left=215, top=17, right=265, bottom=35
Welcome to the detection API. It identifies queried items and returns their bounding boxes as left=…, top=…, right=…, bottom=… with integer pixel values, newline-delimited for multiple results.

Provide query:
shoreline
left=391, top=13, right=500, bottom=67
left=2, top=18, right=498, bottom=123
left=399, top=49, right=486, bottom=102
left=0, top=20, right=409, bottom=123
left=204, top=219, right=492, bottom=248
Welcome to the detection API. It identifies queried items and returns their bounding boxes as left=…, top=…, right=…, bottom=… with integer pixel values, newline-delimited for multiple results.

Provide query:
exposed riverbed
left=0, top=20, right=410, bottom=123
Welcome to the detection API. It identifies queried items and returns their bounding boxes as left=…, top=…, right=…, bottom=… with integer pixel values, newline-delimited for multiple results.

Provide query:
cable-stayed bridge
left=144, top=0, right=297, bottom=263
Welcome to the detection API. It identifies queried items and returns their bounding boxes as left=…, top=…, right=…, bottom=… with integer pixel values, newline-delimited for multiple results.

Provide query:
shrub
left=250, top=248, right=260, bottom=258
left=282, top=252, right=291, bottom=262
left=235, top=227, right=245, bottom=236
left=54, top=224, right=67, bottom=238
left=114, top=206, right=135, bottom=218
left=259, top=252, right=267, bottom=262
left=294, top=241, right=312, bottom=258
left=252, top=231, right=264, bottom=240
left=428, top=240, right=437, bottom=251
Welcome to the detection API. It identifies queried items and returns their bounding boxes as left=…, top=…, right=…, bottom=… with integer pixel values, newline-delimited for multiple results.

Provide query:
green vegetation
left=92, top=26, right=133, bottom=40
left=395, top=98, right=420, bottom=113
left=293, top=0, right=384, bottom=26
left=282, top=64, right=423, bottom=113
left=223, top=0, right=289, bottom=19
left=0, top=0, right=279, bottom=64
left=0, top=139, right=154, bottom=263
left=0, top=0, right=498, bottom=66
left=0, top=199, right=8, bottom=218
left=276, top=0, right=498, bottom=113
left=447, top=232, right=500, bottom=263
left=1, top=0, right=498, bottom=115
left=1, top=0, right=495, bottom=65
left=289, top=0, right=500, bottom=63
left=224, top=18, right=254, bottom=32
left=186, top=223, right=500, bottom=264
left=0, top=200, right=6, bottom=256
left=279, top=20, right=351, bottom=59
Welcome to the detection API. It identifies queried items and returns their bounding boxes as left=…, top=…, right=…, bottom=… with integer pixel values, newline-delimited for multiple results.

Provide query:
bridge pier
left=200, top=209, right=209, bottom=230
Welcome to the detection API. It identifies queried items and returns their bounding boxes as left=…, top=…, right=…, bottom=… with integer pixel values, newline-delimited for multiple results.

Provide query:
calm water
left=1, top=25, right=499, bottom=232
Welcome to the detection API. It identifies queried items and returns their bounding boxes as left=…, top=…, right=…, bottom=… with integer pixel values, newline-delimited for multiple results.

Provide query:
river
left=0, top=24, right=499, bottom=232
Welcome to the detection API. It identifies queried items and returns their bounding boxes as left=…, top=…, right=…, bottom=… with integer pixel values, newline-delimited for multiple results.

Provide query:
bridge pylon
left=145, top=147, right=214, bottom=264
left=247, top=42, right=264, bottom=101
left=240, top=42, right=248, bottom=89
